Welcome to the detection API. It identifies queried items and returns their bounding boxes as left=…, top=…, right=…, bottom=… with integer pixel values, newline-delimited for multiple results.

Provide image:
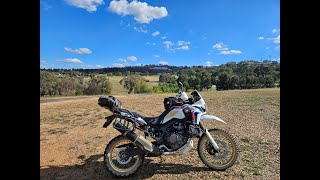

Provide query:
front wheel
left=104, top=135, right=145, bottom=177
left=198, top=129, right=238, bottom=170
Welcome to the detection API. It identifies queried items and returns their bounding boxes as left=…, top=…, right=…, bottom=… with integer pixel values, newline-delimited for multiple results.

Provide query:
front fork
left=199, top=121, right=220, bottom=151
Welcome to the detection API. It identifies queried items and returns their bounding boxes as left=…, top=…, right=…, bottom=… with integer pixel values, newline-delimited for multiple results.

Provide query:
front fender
left=200, top=114, right=226, bottom=124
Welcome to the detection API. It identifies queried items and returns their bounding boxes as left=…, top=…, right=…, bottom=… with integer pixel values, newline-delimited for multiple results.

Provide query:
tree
left=229, top=75, right=240, bottom=89
left=200, top=71, right=212, bottom=90
left=216, top=72, right=230, bottom=90
left=120, top=74, right=151, bottom=94
left=159, top=73, right=176, bottom=83
left=264, top=75, right=275, bottom=88
left=57, top=77, right=77, bottom=96
left=84, top=83, right=101, bottom=95
left=120, top=75, right=136, bottom=94
left=246, top=75, right=258, bottom=89
left=40, top=71, right=59, bottom=96
left=90, top=75, right=112, bottom=94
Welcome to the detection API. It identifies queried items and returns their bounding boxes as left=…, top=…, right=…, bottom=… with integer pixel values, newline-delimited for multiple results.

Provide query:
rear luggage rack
left=113, top=118, right=135, bottom=131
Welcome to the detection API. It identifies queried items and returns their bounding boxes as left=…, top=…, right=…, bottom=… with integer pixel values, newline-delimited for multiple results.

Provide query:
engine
left=164, top=122, right=188, bottom=150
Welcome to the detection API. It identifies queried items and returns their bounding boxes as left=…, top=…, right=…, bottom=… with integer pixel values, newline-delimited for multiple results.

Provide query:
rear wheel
left=104, top=135, right=145, bottom=177
left=198, top=129, right=238, bottom=170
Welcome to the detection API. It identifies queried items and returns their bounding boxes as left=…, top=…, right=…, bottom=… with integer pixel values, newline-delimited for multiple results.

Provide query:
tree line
left=40, top=71, right=111, bottom=96
left=118, top=60, right=279, bottom=93
left=40, top=60, right=280, bottom=96
left=41, top=64, right=188, bottom=76
left=176, top=60, right=280, bottom=91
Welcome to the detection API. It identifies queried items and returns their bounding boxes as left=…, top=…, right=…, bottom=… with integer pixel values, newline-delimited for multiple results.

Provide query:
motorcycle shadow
left=40, top=154, right=212, bottom=180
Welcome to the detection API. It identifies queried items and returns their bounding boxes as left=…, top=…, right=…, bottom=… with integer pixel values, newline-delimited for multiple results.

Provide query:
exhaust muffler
left=113, top=121, right=161, bottom=155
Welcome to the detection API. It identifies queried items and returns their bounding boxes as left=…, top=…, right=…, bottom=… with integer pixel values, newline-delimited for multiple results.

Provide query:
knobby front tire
left=198, top=129, right=238, bottom=171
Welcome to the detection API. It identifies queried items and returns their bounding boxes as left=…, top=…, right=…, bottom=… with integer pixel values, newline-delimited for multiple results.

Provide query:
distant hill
left=40, top=60, right=279, bottom=76
left=41, top=64, right=189, bottom=75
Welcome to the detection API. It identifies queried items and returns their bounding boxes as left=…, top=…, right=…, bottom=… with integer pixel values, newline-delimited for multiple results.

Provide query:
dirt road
left=40, top=96, right=100, bottom=104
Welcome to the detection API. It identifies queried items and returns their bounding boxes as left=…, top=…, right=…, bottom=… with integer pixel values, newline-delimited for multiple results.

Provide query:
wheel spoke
left=108, top=139, right=140, bottom=172
left=198, top=129, right=238, bottom=170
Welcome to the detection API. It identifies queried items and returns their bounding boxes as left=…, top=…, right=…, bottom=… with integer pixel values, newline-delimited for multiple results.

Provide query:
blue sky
left=40, top=0, right=280, bottom=69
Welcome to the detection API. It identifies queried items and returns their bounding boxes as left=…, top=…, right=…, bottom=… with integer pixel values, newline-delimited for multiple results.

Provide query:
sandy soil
left=40, top=88, right=280, bottom=180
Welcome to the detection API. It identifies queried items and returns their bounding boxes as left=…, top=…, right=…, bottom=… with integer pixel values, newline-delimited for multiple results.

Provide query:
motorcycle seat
left=132, top=112, right=164, bottom=125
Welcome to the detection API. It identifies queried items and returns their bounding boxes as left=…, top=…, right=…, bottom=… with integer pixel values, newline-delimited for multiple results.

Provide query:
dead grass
left=40, top=88, right=280, bottom=180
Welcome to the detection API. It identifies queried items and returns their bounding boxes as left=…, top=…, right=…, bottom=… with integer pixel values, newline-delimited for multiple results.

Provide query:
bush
left=134, top=82, right=152, bottom=93
left=84, top=83, right=101, bottom=95
left=120, top=74, right=152, bottom=94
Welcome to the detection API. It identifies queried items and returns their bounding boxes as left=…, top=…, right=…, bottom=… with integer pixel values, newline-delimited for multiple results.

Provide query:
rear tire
left=104, top=135, right=145, bottom=177
left=198, top=129, right=238, bottom=171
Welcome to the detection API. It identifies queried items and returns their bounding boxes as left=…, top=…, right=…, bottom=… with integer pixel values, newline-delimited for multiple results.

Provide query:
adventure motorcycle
left=98, top=82, right=238, bottom=177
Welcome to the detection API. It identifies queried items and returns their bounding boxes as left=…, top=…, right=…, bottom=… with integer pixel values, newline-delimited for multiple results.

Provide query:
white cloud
left=163, top=41, right=173, bottom=45
left=112, top=63, right=125, bottom=67
left=65, top=0, right=104, bottom=12
left=213, top=42, right=241, bottom=55
left=204, top=61, right=213, bottom=66
left=159, top=61, right=168, bottom=65
left=161, top=36, right=167, bottom=39
left=163, top=41, right=174, bottom=49
left=265, top=47, right=270, bottom=50
left=212, top=42, right=229, bottom=50
left=152, top=31, right=160, bottom=36
left=258, top=36, right=264, bottom=40
left=219, top=50, right=242, bottom=55
left=108, top=0, right=168, bottom=24
left=207, top=52, right=211, bottom=55
left=177, top=45, right=190, bottom=50
left=154, top=55, right=160, bottom=58
left=163, top=40, right=191, bottom=51
left=65, top=47, right=92, bottom=54
left=57, top=58, right=84, bottom=64
left=272, top=28, right=280, bottom=33
left=177, top=41, right=190, bottom=46
left=212, top=42, right=224, bottom=49
left=274, top=35, right=280, bottom=43
left=134, top=26, right=147, bottom=33
left=96, top=65, right=104, bottom=68
left=118, top=56, right=137, bottom=62
left=127, top=56, right=137, bottom=61
left=135, top=63, right=142, bottom=66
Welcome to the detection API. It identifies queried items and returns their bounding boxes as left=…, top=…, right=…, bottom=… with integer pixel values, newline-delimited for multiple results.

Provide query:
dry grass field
left=40, top=88, right=280, bottom=180
left=108, top=75, right=159, bottom=95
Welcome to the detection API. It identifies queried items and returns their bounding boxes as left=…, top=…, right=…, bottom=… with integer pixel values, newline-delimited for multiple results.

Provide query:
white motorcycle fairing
left=161, top=108, right=185, bottom=124
left=200, top=114, right=226, bottom=124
